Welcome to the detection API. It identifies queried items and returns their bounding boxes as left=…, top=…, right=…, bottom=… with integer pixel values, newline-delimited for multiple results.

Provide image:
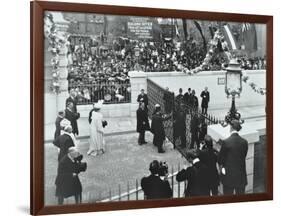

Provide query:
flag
left=222, top=24, right=238, bottom=50
left=241, top=23, right=257, bottom=53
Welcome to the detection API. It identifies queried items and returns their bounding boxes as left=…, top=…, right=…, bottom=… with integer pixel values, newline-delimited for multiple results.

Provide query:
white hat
left=94, top=100, right=104, bottom=110
left=60, top=118, right=71, bottom=129
left=155, top=104, right=160, bottom=108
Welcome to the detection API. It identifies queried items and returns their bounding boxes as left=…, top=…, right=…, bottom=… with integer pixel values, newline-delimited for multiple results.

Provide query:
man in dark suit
left=151, top=104, right=171, bottom=153
left=137, top=89, right=148, bottom=111
left=200, top=87, right=210, bottom=115
left=53, top=125, right=75, bottom=161
left=174, top=103, right=187, bottom=148
left=65, top=101, right=80, bottom=136
left=176, top=150, right=209, bottom=197
left=190, top=90, right=199, bottom=111
left=141, top=160, right=172, bottom=199
left=55, top=148, right=83, bottom=205
left=175, top=88, right=184, bottom=110
left=190, top=113, right=200, bottom=149
left=136, top=102, right=150, bottom=145
left=66, top=89, right=78, bottom=113
left=218, top=120, right=248, bottom=195
left=199, top=135, right=220, bottom=196
left=183, top=87, right=192, bottom=106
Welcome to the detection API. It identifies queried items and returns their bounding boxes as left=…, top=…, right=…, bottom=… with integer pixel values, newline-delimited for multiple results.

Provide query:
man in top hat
left=137, top=89, right=148, bottom=111
left=151, top=104, right=171, bottom=153
left=66, top=89, right=78, bottom=113
left=218, top=120, right=248, bottom=195
left=65, top=101, right=80, bottom=136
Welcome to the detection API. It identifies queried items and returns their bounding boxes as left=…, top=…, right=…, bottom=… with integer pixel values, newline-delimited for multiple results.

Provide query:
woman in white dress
left=87, top=101, right=105, bottom=156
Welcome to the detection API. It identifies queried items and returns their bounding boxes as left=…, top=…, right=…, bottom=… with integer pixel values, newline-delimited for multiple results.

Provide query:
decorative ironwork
left=147, top=78, right=221, bottom=158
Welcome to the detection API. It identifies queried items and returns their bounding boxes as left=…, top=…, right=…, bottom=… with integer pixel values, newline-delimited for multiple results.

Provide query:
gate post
left=128, top=71, right=147, bottom=117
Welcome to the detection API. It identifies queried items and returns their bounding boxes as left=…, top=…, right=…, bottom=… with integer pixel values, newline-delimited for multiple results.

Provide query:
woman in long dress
left=87, top=102, right=105, bottom=156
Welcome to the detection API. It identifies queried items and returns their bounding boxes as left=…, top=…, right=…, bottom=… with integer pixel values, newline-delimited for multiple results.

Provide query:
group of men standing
left=136, top=89, right=172, bottom=153
left=175, top=87, right=210, bottom=115
left=141, top=119, right=249, bottom=199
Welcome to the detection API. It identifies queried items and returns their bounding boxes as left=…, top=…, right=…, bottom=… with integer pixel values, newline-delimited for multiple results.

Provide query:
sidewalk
left=44, top=104, right=265, bottom=142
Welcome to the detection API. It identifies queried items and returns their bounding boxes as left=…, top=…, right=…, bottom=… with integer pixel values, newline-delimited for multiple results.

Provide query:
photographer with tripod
left=141, top=160, right=172, bottom=200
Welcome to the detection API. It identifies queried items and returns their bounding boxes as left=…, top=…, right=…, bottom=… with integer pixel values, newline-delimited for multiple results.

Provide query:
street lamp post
left=221, top=59, right=244, bottom=127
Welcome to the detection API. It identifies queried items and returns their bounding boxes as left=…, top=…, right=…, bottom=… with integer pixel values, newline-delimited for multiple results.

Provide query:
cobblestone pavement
left=44, top=132, right=186, bottom=205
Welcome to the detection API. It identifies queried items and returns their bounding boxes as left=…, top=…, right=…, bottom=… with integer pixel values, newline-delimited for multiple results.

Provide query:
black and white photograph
left=43, top=10, right=267, bottom=206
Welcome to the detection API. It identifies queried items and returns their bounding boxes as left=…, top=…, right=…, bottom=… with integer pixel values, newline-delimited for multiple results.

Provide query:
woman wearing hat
left=87, top=101, right=105, bottom=156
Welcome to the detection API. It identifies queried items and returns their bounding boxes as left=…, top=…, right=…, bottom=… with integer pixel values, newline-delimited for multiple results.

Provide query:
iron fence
left=147, top=78, right=222, bottom=158
left=68, top=81, right=131, bottom=105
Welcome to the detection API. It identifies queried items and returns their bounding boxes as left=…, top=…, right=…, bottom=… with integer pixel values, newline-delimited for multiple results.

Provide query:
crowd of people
left=141, top=119, right=248, bottom=199
left=65, top=35, right=265, bottom=106
left=51, top=82, right=249, bottom=204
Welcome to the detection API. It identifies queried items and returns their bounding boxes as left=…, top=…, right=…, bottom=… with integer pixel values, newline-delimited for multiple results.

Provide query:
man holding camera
left=55, top=147, right=87, bottom=205
left=141, top=160, right=172, bottom=200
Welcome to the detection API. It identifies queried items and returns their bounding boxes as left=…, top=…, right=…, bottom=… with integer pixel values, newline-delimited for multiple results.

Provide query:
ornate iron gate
left=147, top=78, right=221, bottom=157
left=147, top=79, right=175, bottom=144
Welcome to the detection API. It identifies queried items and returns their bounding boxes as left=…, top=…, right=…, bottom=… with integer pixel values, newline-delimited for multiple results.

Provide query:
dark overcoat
left=200, top=91, right=210, bottom=108
left=65, top=108, right=80, bottom=135
left=199, top=148, right=220, bottom=188
left=66, top=96, right=78, bottom=113
left=151, top=113, right=166, bottom=143
left=176, top=161, right=209, bottom=197
left=55, top=155, right=82, bottom=198
left=54, top=116, right=63, bottom=140
left=141, top=175, right=172, bottom=199
left=53, top=134, right=75, bottom=161
left=136, top=108, right=150, bottom=133
left=218, top=133, right=248, bottom=188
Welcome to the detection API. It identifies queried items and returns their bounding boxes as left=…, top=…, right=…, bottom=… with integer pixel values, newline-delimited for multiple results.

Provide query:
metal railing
left=68, top=81, right=131, bottom=105
left=147, top=78, right=222, bottom=159
left=85, top=162, right=188, bottom=203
